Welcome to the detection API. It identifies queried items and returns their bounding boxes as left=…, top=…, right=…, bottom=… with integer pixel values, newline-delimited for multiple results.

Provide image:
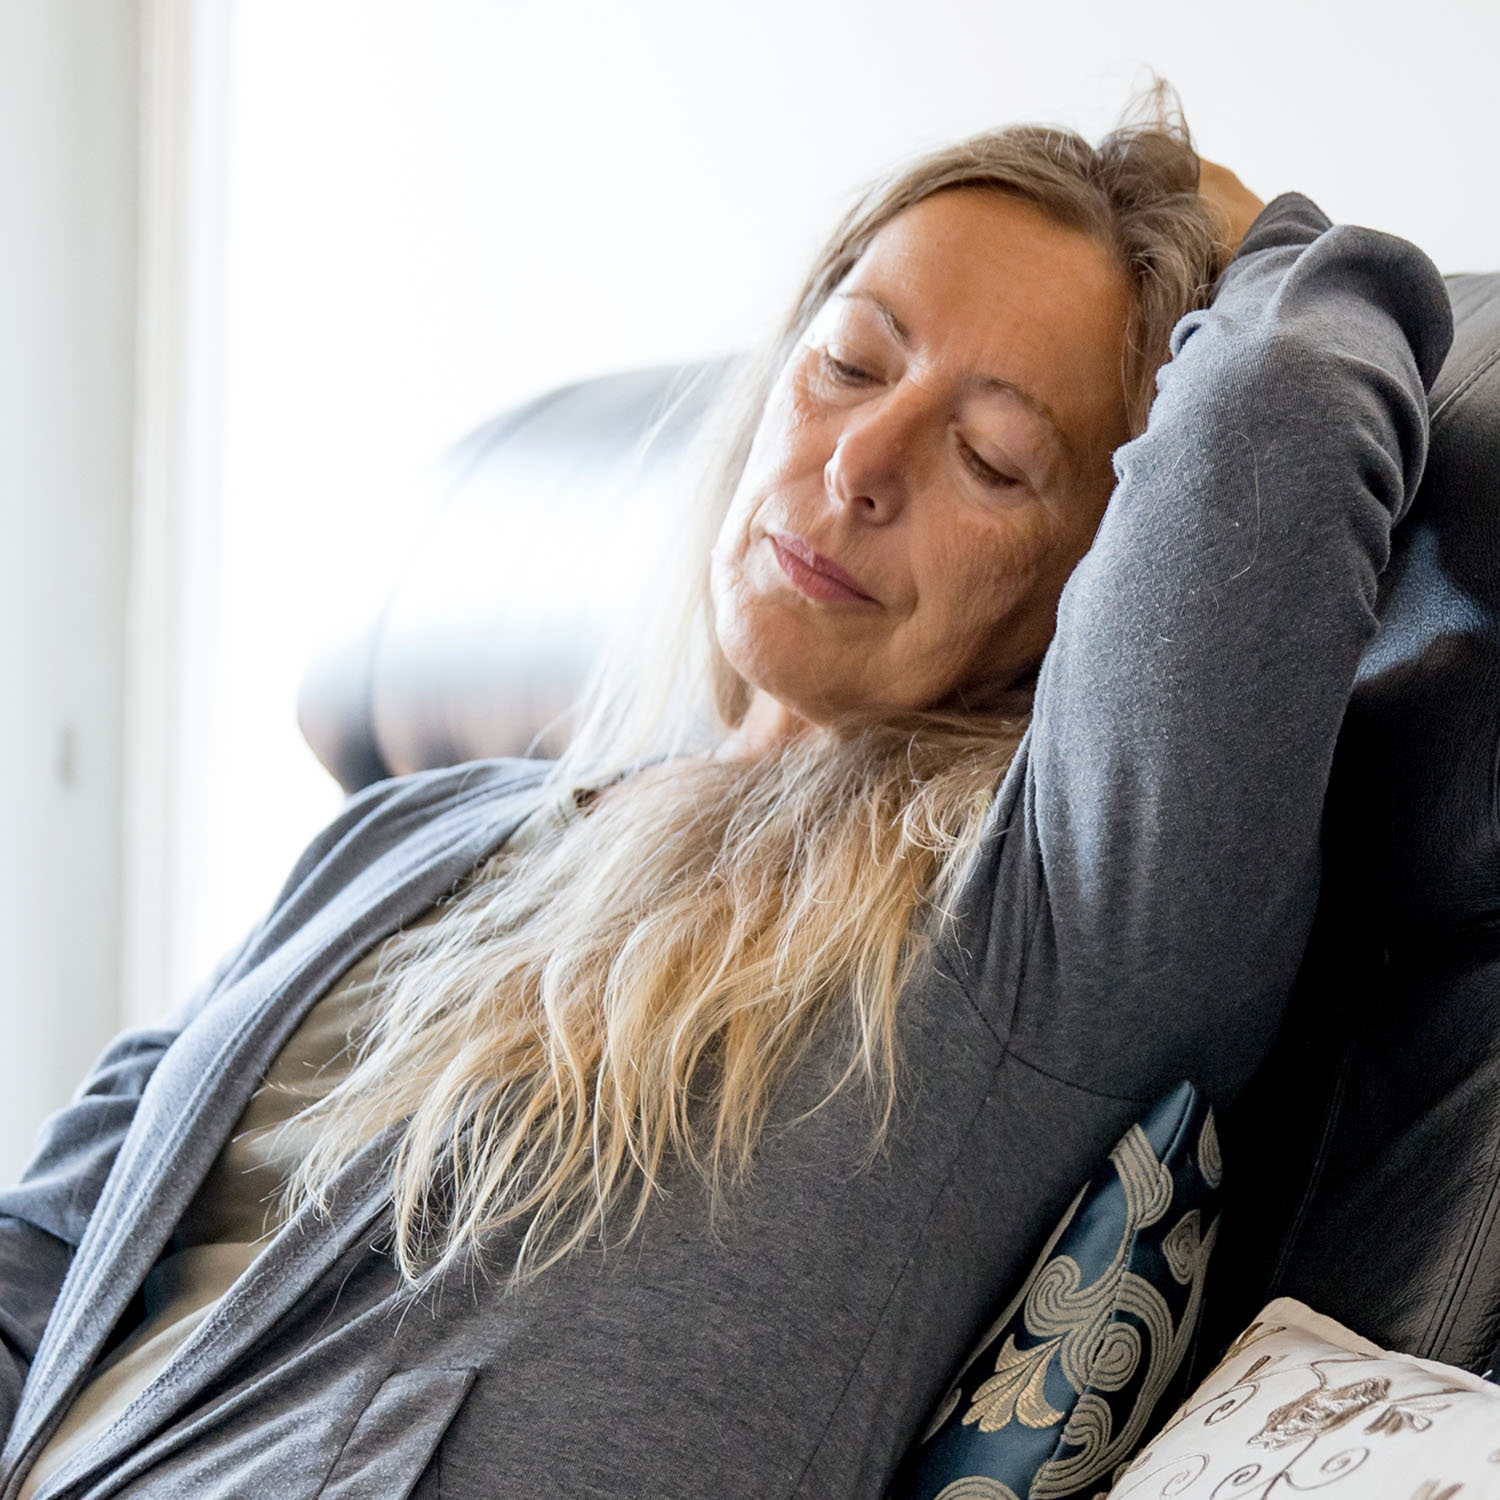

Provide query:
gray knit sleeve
left=951, top=192, right=1455, bottom=1109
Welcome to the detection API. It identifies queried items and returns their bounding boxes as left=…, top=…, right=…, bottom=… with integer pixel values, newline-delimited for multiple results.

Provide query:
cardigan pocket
left=318, top=1366, right=476, bottom=1499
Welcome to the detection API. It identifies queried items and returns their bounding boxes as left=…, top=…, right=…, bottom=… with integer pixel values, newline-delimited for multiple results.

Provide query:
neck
left=715, top=690, right=821, bottom=760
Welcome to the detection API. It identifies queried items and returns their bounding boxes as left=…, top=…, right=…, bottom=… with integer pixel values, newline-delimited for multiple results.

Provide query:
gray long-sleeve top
left=0, top=192, right=1455, bottom=1500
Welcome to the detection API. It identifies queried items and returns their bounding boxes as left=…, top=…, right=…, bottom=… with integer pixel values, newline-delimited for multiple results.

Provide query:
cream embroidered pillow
left=1106, top=1298, right=1500, bottom=1499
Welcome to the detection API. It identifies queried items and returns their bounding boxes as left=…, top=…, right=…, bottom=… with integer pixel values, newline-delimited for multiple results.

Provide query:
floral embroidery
left=1250, top=1375, right=1390, bottom=1447
left=966, top=1336, right=1066, bottom=1431
left=1364, top=1390, right=1467, bottom=1437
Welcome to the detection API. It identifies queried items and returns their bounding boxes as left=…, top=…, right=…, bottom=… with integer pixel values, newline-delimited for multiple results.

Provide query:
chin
left=714, top=618, right=842, bottom=727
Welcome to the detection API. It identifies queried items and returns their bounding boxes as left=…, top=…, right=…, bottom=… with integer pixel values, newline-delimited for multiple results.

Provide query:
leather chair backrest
left=297, top=360, right=728, bottom=792
left=1206, top=272, right=1500, bottom=1372
left=298, top=275, right=1500, bottom=1370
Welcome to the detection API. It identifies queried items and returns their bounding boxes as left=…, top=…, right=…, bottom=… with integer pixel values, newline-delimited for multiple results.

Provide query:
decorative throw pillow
left=889, top=1080, right=1223, bottom=1500
left=1103, top=1299, right=1500, bottom=1499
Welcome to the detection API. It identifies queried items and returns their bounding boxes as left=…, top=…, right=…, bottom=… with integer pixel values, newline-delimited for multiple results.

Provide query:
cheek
left=708, top=479, right=778, bottom=668
left=915, top=508, right=1066, bottom=685
left=924, top=515, right=1039, bottom=635
left=711, top=374, right=837, bottom=600
left=710, top=485, right=754, bottom=580
left=712, top=382, right=808, bottom=561
left=708, top=516, right=755, bottom=675
left=743, top=371, right=814, bottom=484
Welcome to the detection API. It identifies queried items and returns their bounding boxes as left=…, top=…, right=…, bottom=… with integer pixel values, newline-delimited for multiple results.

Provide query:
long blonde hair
left=285, top=79, right=1231, bottom=1292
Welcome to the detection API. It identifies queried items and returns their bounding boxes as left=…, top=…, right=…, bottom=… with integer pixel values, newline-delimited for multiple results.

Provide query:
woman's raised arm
left=968, top=190, right=1454, bottom=1108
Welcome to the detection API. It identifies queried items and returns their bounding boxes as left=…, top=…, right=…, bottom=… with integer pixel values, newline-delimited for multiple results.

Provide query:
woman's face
left=710, top=187, right=1135, bottom=748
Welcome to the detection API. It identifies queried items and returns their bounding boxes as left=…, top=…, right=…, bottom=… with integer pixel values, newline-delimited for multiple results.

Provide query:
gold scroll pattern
left=925, top=1120, right=1219, bottom=1500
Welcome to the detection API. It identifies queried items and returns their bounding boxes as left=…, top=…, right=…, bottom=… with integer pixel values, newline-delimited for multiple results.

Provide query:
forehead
left=835, top=188, right=1133, bottom=459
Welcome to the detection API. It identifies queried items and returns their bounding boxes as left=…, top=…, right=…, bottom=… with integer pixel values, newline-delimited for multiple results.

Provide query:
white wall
left=0, top=2, right=139, bottom=1184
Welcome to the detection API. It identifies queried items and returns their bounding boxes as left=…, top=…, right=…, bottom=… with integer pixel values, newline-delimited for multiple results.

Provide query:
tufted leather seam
left=1385, top=913, right=1500, bottom=967
left=1268, top=1043, right=1353, bottom=1293
left=1422, top=1101, right=1500, bottom=1363
left=1493, top=728, right=1500, bottom=901
left=1430, top=338, right=1500, bottom=432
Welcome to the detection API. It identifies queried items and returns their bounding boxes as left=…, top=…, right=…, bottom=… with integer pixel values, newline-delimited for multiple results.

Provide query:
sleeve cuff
left=1231, top=191, right=1333, bottom=260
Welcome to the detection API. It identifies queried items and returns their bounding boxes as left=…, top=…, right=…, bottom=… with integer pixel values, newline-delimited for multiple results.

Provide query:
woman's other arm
left=0, top=765, right=433, bottom=1439
left=0, top=940, right=251, bottom=1439
left=985, top=187, right=1453, bottom=1107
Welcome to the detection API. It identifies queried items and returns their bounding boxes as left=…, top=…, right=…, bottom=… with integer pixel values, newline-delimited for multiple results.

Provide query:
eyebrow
left=833, top=288, right=1078, bottom=465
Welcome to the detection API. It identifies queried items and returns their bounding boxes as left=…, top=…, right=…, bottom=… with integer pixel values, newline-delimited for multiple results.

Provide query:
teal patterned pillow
left=888, top=1081, right=1223, bottom=1500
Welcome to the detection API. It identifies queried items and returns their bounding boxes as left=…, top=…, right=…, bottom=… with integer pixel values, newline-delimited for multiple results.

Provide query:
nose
left=823, top=391, right=920, bottom=524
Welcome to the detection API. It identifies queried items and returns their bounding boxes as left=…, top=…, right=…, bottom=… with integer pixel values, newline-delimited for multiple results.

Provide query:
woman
left=0, top=89, right=1452, bottom=1500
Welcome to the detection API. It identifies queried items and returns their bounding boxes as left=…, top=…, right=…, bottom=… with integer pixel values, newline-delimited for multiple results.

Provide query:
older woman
left=0, top=91, right=1451, bottom=1500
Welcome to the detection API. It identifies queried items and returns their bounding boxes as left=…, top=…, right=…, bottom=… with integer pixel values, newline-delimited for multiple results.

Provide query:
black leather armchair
left=297, top=274, right=1500, bottom=1374
left=1207, top=272, right=1500, bottom=1373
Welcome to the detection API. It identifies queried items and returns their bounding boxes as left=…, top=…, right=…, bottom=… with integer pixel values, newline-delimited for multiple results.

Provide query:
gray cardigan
left=0, top=194, right=1454, bottom=1500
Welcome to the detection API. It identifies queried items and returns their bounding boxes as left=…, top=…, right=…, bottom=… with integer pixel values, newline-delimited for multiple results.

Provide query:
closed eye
left=958, top=435, right=1021, bottom=488
left=819, top=350, right=877, bottom=386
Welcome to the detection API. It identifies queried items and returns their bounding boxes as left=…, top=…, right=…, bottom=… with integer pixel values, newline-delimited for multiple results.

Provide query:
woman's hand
left=1197, top=157, right=1267, bottom=256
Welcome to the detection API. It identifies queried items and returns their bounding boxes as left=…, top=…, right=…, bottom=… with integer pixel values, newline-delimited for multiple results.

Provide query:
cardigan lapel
left=36, top=1133, right=399, bottom=1500
left=0, top=763, right=548, bottom=1497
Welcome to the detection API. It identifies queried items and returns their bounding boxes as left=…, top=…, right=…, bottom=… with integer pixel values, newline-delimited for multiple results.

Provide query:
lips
left=769, top=532, right=876, bottom=603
